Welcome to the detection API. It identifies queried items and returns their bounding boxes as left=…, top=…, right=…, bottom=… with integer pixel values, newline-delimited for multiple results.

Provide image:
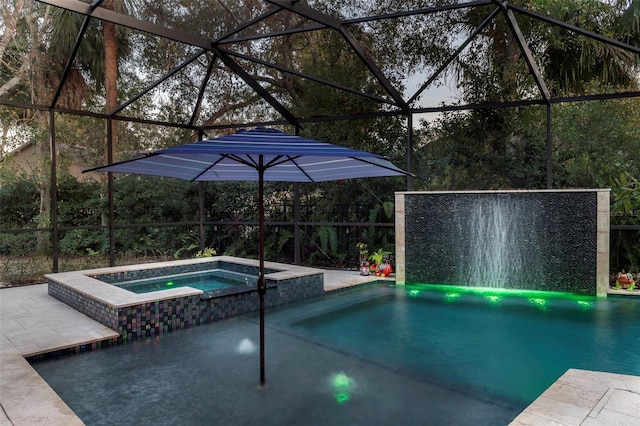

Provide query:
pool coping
left=510, top=369, right=640, bottom=425
left=607, top=288, right=640, bottom=297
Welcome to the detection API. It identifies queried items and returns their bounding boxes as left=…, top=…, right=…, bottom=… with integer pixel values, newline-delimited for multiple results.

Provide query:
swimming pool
left=289, top=284, right=640, bottom=403
left=114, top=269, right=257, bottom=294
left=33, top=283, right=640, bottom=425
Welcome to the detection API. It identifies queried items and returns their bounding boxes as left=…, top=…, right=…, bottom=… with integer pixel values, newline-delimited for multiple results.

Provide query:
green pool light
left=485, top=295, right=501, bottom=304
left=403, top=283, right=597, bottom=303
left=529, top=298, right=547, bottom=310
left=335, top=392, right=350, bottom=403
left=332, top=371, right=353, bottom=404
left=444, top=292, right=462, bottom=302
left=333, top=371, right=351, bottom=388
left=166, top=281, right=174, bottom=286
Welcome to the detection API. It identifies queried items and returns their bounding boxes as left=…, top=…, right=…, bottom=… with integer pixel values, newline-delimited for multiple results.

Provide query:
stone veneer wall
left=395, top=190, right=610, bottom=296
left=48, top=264, right=323, bottom=342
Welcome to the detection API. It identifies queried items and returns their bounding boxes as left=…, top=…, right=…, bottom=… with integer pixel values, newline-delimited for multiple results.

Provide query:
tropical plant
left=356, top=242, right=369, bottom=264
left=532, top=0, right=640, bottom=95
left=610, top=172, right=640, bottom=272
left=368, top=247, right=392, bottom=266
left=195, top=247, right=217, bottom=258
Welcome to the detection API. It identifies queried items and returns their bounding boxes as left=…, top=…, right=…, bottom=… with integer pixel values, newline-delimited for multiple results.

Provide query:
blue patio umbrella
left=85, top=126, right=410, bottom=385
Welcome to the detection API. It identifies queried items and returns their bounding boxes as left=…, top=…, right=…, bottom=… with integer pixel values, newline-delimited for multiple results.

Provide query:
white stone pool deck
left=1, top=273, right=639, bottom=426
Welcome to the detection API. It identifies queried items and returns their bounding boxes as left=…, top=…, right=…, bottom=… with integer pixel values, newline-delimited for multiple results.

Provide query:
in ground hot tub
left=46, top=256, right=324, bottom=341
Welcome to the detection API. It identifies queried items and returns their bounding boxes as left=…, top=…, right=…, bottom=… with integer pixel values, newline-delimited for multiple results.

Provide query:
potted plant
left=368, top=247, right=390, bottom=266
left=356, top=242, right=369, bottom=265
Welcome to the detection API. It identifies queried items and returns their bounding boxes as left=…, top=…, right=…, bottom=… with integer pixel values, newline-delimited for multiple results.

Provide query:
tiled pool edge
left=45, top=256, right=324, bottom=342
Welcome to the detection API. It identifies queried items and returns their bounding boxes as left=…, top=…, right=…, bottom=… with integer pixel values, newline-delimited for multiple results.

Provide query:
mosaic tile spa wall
left=47, top=258, right=324, bottom=342
left=395, top=190, right=610, bottom=296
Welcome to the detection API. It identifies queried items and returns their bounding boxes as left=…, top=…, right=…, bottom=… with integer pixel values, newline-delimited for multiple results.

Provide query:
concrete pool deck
left=1, top=273, right=639, bottom=425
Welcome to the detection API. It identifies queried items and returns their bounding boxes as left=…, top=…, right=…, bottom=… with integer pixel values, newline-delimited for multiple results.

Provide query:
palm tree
left=538, top=0, right=640, bottom=95
left=47, top=0, right=132, bottom=151
left=102, top=0, right=120, bottom=163
left=32, top=1, right=133, bottom=250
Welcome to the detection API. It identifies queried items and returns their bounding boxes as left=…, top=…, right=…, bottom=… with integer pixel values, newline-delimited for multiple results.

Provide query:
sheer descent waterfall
left=397, top=190, right=609, bottom=296
left=454, top=197, right=534, bottom=288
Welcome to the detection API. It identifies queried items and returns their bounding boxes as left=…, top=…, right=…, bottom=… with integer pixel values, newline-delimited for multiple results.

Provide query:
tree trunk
left=36, top=112, right=52, bottom=254
left=104, top=13, right=118, bottom=161
left=101, top=1, right=118, bottom=227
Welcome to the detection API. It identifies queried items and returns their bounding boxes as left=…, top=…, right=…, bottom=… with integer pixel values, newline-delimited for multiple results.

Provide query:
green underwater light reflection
left=444, top=292, right=462, bottom=303
left=577, top=300, right=593, bottom=310
left=166, top=281, right=174, bottom=286
left=408, top=289, right=420, bottom=297
left=528, top=298, right=547, bottom=310
left=335, top=392, right=350, bottom=403
left=331, top=371, right=353, bottom=404
left=485, top=295, right=501, bottom=304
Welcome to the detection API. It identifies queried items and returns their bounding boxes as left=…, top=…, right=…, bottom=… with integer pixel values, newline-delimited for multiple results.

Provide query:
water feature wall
left=395, top=190, right=610, bottom=296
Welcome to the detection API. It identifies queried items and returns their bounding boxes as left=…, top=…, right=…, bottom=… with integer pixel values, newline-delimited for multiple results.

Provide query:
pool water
left=285, top=284, right=640, bottom=404
left=32, top=283, right=640, bottom=425
left=114, top=269, right=257, bottom=293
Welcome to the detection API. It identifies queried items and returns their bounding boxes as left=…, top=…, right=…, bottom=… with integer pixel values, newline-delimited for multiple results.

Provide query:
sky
left=403, top=70, right=462, bottom=127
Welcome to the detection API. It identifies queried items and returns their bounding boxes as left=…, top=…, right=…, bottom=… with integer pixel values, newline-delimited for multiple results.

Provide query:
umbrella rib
left=352, top=156, right=414, bottom=176
left=266, top=154, right=294, bottom=168
left=286, top=156, right=316, bottom=182
left=83, top=152, right=159, bottom=173
left=223, top=153, right=261, bottom=169
left=190, top=153, right=279, bottom=180
left=228, top=153, right=260, bottom=168
left=190, top=156, right=226, bottom=181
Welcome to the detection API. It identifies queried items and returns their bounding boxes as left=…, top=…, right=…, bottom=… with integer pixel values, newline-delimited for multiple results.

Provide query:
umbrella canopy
left=85, top=126, right=410, bottom=386
left=88, top=127, right=408, bottom=182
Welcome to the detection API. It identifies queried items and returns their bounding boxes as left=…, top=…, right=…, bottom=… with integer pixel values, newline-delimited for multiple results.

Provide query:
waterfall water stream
left=454, top=197, right=537, bottom=288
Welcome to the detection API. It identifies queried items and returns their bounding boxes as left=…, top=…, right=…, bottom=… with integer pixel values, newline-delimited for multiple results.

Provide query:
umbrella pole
left=258, top=167, right=266, bottom=387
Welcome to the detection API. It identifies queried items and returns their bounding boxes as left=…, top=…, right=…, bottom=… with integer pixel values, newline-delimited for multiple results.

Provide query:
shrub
left=0, top=256, right=50, bottom=285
